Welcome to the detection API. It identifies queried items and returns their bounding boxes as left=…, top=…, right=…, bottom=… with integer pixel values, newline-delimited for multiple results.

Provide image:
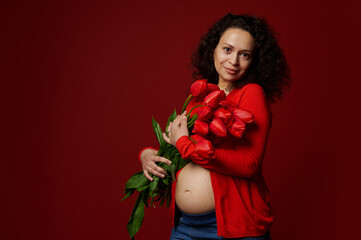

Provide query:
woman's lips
left=224, top=66, right=239, bottom=75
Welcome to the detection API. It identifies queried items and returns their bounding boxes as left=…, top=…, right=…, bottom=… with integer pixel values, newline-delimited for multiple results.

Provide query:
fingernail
left=161, top=174, right=165, bottom=178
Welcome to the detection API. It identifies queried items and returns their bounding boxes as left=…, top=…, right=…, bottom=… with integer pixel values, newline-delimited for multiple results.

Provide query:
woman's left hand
left=163, top=111, right=189, bottom=147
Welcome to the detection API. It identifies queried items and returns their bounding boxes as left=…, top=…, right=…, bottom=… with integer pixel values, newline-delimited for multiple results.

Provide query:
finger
left=180, top=111, right=188, bottom=121
left=148, top=159, right=167, bottom=175
left=167, top=122, right=174, bottom=135
left=163, top=132, right=171, bottom=144
left=154, top=164, right=167, bottom=176
left=153, top=155, right=172, bottom=165
left=167, top=122, right=172, bottom=131
left=173, top=115, right=181, bottom=126
left=174, top=115, right=180, bottom=122
left=143, top=170, right=153, bottom=181
left=148, top=157, right=167, bottom=175
left=148, top=167, right=165, bottom=178
left=180, top=115, right=188, bottom=126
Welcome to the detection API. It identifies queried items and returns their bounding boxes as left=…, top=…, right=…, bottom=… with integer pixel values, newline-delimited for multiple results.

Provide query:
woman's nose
left=229, top=53, right=239, bottom=65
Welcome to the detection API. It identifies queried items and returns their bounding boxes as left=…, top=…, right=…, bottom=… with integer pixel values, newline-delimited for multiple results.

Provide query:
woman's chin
left=221, top=77, right=242, bottom=83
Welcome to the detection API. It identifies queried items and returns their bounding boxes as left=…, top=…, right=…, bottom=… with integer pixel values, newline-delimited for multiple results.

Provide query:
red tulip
left=190, top=134, right=206, bottom=143
left=233, top=108, right=254, bottom=124
left=192, top=120, right=209, bottom=136
left=209, top=118, right=227, bottom=137
left=190, top=79, right=208, bottom=98
left=206, top=83, right=220, bottom=94
left=195, top=139, right=216, bottom=159
left=214, top=107, right=232, bottom=124
left=204, top=90, right=226, bottom=109
left=225, top=117, right=234, bottom=128
left=228, top=120, right=246, bottom=138
left=196, top=106, right=213, bottom=121
left=220, top=100, right=238, bottom=112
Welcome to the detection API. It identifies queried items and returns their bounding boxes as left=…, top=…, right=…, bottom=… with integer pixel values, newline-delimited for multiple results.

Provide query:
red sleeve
left=176, top=84, right=271, bottom=178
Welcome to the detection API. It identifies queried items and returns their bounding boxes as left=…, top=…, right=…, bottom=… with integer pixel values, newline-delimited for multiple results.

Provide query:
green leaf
left=126, top=191, right=146, bottom=239
left=178, top=157, right=189, bottom=170
left=173, top=155, right=179, bottom=172
left=149, top=177, right=160, bottom=198
left=124, top=171, right=149, bottom=192
left=121, top=190, right=135, bottom=201
left=157, top=146, right=165, bottom=156
left=169, top=164, right=176, bottom=182
left=142, top=191, right=149, bottom=208
left=149, top=176, right=160, bottom=207
left=162, top=164, right=170, bottom=173
left=161, top=176, right=170, bottom=185
left=188, top=113, right=198, bottom=128
left=152, top=117, right=167, bottom=148
left=137, top=185, right=149, bottom=192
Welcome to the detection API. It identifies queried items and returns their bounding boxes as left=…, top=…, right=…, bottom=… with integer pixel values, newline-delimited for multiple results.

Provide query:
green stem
left=181, top=94, right=193, bottom=113
left=187, top=104, right=204, bottom=118
left=189, top=137, right=197, bottom=144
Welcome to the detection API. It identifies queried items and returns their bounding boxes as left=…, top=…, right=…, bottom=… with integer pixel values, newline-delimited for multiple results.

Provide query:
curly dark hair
left=191, top=13, right=291, bottom=103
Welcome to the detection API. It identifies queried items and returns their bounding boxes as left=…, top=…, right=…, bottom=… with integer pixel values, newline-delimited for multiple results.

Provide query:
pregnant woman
left=139, top=13, right=291, bottom=239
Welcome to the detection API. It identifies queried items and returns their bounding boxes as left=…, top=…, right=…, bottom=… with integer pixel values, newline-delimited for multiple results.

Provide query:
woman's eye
left=240, top=53, right=251, bottom=59
left=224, top=47, right=231, bottom=52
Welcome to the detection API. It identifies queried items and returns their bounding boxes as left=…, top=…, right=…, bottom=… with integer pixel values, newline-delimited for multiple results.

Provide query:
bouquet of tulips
left=122, top=79, right=254, bottom=239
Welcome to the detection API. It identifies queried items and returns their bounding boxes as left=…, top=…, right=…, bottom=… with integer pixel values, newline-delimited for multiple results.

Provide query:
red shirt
left=140, top=83, right=274, bottom=238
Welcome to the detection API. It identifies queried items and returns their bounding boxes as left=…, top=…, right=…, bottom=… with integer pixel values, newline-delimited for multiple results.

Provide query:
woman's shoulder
left=238, top=83, right=265, bottom=93
left=230, top=83, right=266, bottom=100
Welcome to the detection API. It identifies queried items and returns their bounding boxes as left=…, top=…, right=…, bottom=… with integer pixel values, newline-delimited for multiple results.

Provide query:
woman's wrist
left=138, top=147, right=158, bottom=163
left=175, top=135, right=190, bottom=149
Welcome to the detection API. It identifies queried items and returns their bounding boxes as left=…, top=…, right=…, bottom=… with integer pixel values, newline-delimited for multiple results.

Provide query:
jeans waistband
left=179, top=210, right=217, bottom=226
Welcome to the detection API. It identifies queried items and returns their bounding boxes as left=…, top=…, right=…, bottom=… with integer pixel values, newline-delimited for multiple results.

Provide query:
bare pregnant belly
left=175, top=162, right=215, bottom=214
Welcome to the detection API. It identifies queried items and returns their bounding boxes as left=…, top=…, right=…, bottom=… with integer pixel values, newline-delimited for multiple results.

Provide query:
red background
left=1, top=0, right=360, bottom=239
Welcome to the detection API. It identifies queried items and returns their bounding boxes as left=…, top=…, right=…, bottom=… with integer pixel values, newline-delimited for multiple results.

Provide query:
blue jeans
left=170, top=211, right=271, bottom=240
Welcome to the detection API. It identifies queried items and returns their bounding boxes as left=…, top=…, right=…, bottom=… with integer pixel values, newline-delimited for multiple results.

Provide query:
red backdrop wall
left=1, top=0, right=360, bottom=239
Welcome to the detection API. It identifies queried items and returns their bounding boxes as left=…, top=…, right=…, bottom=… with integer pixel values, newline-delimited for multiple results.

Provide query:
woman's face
left=213, top=28, right=255, bottom=84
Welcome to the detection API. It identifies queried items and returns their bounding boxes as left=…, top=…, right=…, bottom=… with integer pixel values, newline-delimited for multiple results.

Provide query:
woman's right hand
left=140, top=148, right=172, bottom=181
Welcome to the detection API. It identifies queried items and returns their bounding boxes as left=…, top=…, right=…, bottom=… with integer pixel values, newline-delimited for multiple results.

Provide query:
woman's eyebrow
left=224, top=43, right=253, bottom=52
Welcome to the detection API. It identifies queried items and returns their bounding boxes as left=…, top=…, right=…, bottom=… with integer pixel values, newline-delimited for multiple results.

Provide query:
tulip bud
left=209, top=118, right=227, bottom=137
left=206, top=83, right=220, bottom=94
left=204, top=90, right=226, bottom=109
left=220, top=100, right=238, bottom=112
left=191, top=134, right=206, bottom=143
left=214, top=107, right=232, bottom=124
left=225, top=117, right=234, bottom=128
left=195, top=139, right=216, bottom=159
left=196, top=106, right=213, bottom=121
left=190, top=79, right=208, bottom=98
left=192, top=120, right=209, bottom=136
left=228, top=120, right=246, bottom=138
left=233, top=108, right=254, bottom=124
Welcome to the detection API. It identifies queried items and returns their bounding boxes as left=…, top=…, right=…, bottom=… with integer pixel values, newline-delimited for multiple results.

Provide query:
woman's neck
left=217, top=80, right=234, bottom=95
